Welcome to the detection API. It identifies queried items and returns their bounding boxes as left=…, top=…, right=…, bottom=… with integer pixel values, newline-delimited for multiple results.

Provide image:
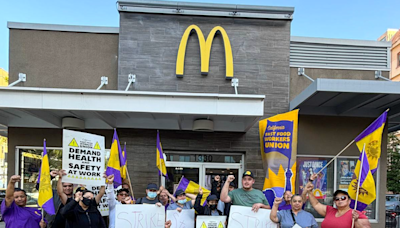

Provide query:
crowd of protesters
left=1, top=170, right=371, bottom=228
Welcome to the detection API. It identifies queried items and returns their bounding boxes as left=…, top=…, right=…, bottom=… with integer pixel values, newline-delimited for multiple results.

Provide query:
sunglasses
left=118, top=193, right=129, bottom=197
left=334, top=196, right=348, bottom=201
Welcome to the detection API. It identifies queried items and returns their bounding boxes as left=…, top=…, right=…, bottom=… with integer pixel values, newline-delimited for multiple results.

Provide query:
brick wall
left=118, top=13, right=291, bottom=197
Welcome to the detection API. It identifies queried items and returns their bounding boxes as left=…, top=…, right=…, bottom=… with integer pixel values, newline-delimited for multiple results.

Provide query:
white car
left=386, top=194, right=400, bottom=211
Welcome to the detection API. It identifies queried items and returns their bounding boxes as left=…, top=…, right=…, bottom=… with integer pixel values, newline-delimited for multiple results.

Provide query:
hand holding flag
left=38, top=139, right=55, bottom=215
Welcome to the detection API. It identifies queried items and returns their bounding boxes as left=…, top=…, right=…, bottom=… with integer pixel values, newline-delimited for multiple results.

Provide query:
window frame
left=297, top=154, right=379, bottom=224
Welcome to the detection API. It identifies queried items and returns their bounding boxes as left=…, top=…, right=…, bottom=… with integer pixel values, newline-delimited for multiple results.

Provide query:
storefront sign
left=228, top=206, right=277, bottom=228
left=299, top=160, right=327, bottom=199
left=166, top=209, right=195, bottom=228
left=196, top=216, right=226, bottom=228
left=259, top=110, right=299, bottom=207
left=62, top=129, right=105, bottom=186
left=115, top=204, right=165, bottom=228
left=176, top=25, right=233, bottom=79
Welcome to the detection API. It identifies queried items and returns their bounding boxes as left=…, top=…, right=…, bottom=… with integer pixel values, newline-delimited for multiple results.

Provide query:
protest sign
left=115, top=204, right=165, bottom=228
left=196, top=216, right=226, bottom=228
left=166, top=209, right=195, bottom=228
left=299, top=160, right=327, bottom=199
left=86, top=185, right=121, bottom=216
left=228, top=206, right=277, bottom=228
left=62, top=129, right=105, bottom=186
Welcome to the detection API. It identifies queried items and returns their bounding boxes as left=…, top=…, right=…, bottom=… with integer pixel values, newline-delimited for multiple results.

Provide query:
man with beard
left=106, top=174, right=133, bottom=228
left=220, top=171, right=270, bottom=212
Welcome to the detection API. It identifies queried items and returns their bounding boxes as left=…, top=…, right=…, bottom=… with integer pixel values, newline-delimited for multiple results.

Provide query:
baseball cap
left=75, top=186, right=87, bottom=194
left=117, top=188, right=130, bottom=195
left=175, top=189, right=185, bottom=196
left=242, top=170, right=254, bottom=178
left=207, top=194, right=218, bottom=201
left=146, top=183, right=158, bottom=190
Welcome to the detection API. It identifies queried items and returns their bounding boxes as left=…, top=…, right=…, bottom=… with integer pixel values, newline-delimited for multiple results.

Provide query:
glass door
left=163, top=162, right=203, bottom=194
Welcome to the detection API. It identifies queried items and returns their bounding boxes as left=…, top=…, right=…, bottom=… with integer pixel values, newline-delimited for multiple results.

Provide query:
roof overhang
left=0, top=87, right=265, bottom=133
left=117, top=0, right=294, bottom=20
left=290, top=78, right=400, bottom=132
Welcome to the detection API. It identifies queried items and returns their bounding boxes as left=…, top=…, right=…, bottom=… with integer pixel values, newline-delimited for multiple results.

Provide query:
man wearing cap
left=167, top=189, right=195, bottom=211
left=136, top=183, right=162, bottom=205
left=106, top=174, right=133, bottom=228
left=221, top=171, right=270, bottom=212
left=217, top=181, right=235, bottom=216
left=194, top=187, right=222, bottom=216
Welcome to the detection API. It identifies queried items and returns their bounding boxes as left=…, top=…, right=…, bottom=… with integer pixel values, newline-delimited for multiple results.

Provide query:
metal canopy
left=290, top=78, right=400, bottom=132
left=0, top=87, right=265, bottom=134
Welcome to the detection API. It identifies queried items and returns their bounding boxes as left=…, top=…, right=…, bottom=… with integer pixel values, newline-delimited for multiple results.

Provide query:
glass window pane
left=165, top=167, right=199, bottom=194
left=166, top=153, right=241, bottom=163
left=297, top=157, right=334, bottom=219
left=337, top=158, right=377, bottom=219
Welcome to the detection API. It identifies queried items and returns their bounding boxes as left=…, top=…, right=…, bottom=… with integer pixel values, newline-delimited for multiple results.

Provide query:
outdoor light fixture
left=62, top=117, right=85, bottom=130
left=125, top=74, right=136, bottom=91
left=96, top=76, right=108, bottom=90
left=8, top=73, right=26, bottom=87
left=231, top=78, right=239, bottom=95
left=192, top=119, right=214, bottom=132
left=297, top=67, right=314, bottom=82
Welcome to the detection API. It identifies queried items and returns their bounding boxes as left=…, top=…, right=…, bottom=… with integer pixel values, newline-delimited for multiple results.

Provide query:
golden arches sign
left=176, top=25, right=234, bottom=79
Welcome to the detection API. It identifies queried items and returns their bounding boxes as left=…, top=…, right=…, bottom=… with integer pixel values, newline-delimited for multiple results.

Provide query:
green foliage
left=387, top=133, right=400, bottom=193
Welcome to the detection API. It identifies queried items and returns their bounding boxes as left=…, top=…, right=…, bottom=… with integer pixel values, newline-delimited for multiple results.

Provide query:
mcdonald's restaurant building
left=1, top=0, right=398, bottom=226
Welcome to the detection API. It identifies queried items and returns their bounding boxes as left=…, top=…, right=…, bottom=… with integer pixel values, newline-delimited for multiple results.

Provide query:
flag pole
left=316, top=140, right=355, bottom=175
left=351, top=143, right=366, bottom=228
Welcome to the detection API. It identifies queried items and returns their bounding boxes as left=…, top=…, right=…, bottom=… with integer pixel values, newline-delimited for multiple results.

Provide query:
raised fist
left=10, top=175, right=21, bottom=183
left=50, top=170, right=59, bottom=177
left=214, top=175, right=221, bottom=182
left=198, top=187, right=203, bottom=195
left=107, top=174, right=114, bottom=183
left=227, top=175, right=235, bottom=183
left=274, top=197, right=283, bottom=205
left=75, top=192, right=83, bottom=202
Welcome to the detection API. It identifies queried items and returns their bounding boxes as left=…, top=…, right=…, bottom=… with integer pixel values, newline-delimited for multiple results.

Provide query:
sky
left=0, top=0, right=399, bottom=72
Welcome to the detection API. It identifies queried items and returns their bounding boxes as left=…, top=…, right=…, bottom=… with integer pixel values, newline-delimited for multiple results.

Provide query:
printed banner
left=228, top=206, right=277, bottom=228
left=115, top=204, right=165, bottom=228
left=62, top=129, right=105, bottom=186
left=298, top=160, right=327, bottom=199
left=196, top=216, right=226, bottom=228
left=259, top=110, right=299, bottom=207
left=86, top=185, right=121, bottom=216
left=166, top=209, right=195, bottom=228
left=339, top=159, right=356, bottom=190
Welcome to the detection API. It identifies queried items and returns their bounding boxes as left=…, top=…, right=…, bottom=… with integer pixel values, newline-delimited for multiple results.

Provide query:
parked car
left=386, top=194, right=400, bottom=212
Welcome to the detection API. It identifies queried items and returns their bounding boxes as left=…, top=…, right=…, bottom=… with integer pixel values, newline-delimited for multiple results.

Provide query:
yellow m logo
left=176, top=25, right=234, bottom=79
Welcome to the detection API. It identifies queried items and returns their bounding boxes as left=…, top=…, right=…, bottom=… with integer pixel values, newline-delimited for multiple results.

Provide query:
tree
left=387, top=132, right=400, bottom=193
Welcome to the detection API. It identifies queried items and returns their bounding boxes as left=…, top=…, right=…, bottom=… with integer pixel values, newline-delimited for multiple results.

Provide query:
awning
left=0, top=87, right=265, bottom=134
left=290, top=78, right=400, bottom=132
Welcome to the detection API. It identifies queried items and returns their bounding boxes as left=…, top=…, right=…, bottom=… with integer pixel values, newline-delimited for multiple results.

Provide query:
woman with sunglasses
left=306, top=175, right=371, bottom=228
left=270, top=192, right=318, bottom=228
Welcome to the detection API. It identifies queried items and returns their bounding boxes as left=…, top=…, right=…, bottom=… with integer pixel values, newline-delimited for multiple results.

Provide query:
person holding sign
left=167, top=189, right=195, bottom=211
left=60, top=173, right=106, bottom=228
left=270, top=194, right=318, bottom=228
left=306, top=176, right=371, bottom=228
left=159, top=186, right=177, bottom=210
left=106, top=174, right=133, bottom=228
left=1, top=175, right=47, bottom=228
left=220, top=171, right=270, bottom=212
left=195, top=187, right=222, bottom=216
left=136, top=183, right=162, bottom=205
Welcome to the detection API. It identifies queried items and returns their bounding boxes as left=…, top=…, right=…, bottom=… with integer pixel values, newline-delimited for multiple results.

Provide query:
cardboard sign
left=228, top=206, right=277, bottom=228
left=196, top=216, right=226, bottom=228
left=115, top=204, right=165, bottom=228
left=166, top=209, right=195, bottom=228
left=62, top=129, right=105, bottom=186
left=86, top=185, right=121, bottom=216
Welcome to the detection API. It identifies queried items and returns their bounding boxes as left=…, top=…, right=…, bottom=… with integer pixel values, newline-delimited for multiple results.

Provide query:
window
left=398, top=52, right=400, bottom=67
left=17, top=147, right=111, bottom=207
left=297, top=155, right=378, bottom=221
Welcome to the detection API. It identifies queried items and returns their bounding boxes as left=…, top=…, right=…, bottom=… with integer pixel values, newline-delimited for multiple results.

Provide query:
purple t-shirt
left=1, top=200, right=42, bottom=228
